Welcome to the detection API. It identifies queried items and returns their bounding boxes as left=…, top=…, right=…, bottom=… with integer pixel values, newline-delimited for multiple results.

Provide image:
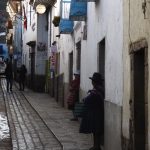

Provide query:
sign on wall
left=50, top=52, right=56, bottom=71
left=50, top=42, right=57, bottom=72
left=37, top=42, right=47, bottom=51
left=51, top=45, right=57, bottom=53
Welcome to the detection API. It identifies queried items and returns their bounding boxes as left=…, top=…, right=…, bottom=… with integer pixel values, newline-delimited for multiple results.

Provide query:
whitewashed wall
left=42, top=0, right=123, bottom=148
left=22, top=1, right=37, bottom=74
left=80, top=1, right=123, bottom=149
left=22, top=1, right=48, bottom=75
left=51, top=0, right=123, bottom=103
left=58, top=34, right=74, bottom=82
left=80, top=0, right=123, bottom=105
left=51, top=0, right=75, bottom=83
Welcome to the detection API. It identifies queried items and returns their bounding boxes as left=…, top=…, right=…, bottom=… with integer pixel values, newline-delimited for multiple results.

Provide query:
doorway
left=131, top=46, right=148, bottom=150
left=76, top=41, right=81, bottom=71
left=69, top=51, right=73, bottom=83
left=55, top=52, right=60, bottom=74
left=30, top=51, right=35, bottom=89
left=27, top=41, right=36, bottom=89
left=98, top=38, right=105, bottom=78
left=98, top=38, right=105, bottom=147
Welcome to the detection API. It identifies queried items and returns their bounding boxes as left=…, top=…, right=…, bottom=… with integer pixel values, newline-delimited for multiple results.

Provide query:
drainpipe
left=49, top=8, right=52, bottom=52
left=142, top=0, right=147, bottom=19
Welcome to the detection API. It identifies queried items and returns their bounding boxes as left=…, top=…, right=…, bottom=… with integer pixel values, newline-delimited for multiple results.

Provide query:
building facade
left=51, top=0, right=123, bottom=149
left=8, top=0, right=150, bottom=149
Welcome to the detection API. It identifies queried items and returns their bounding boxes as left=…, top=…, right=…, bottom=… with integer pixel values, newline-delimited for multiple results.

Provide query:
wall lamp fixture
left=36, top=4, right=46, bottom=14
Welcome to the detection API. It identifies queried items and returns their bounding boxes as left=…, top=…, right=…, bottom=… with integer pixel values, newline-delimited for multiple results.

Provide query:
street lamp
left=36, top=4, right=46, bottom=14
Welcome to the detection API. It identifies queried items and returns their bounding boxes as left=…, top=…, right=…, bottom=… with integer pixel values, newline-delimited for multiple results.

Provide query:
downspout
left=49, top=7, right=52, bottom=46
left=142, top=0, right=147, bottom=19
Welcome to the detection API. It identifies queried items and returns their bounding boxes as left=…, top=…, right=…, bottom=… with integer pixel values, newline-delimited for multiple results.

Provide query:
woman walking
left=5, top=60, right=13, bottom=92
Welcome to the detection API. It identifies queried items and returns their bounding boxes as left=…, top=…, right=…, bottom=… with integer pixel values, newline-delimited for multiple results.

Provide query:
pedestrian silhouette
left=79, top=72, right=104, bottom=150
left=67, top=70, right=80, bottom=121
left=5, top=60, right=13, bottom=92
left=18, top=64, right=27, bottom=91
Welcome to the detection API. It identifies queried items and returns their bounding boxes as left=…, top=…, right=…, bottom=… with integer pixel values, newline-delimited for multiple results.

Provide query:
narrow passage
left=1, top=79, right=63, bottom=150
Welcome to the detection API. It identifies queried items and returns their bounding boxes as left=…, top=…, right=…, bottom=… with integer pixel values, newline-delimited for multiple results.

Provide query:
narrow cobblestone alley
left=0, top=79, right=12, bottom=150
left=1, top=79, right=63, bottom=150
left=0, top=78, right=93, bottom=150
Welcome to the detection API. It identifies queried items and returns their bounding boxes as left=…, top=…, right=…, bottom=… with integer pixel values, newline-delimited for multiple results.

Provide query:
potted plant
left=52, top=16, right=60, bottom=27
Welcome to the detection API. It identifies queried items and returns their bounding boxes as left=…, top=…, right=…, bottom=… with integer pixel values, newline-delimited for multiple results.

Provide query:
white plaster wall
left=22, top=1, right=36, bottom=74
left=80, top=0, right=123, bottom=105
left=51, top=0, right=123, bottom=106
left=50, top=1, right=124, bottom=148
left=51, top=0, right=75, bottom=83
left=74, top=21, right=83, bottom=43
left=58, top=34, right=74, bottom=82
left=122, top=0, right=150, bottom=148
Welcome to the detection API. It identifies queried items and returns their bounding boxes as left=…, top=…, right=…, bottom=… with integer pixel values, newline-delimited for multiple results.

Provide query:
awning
left=59, top=19, right=74, bottom=34
left=69, top=0, right=87, bottom=21
left=26, top=41, right=36, bottom=46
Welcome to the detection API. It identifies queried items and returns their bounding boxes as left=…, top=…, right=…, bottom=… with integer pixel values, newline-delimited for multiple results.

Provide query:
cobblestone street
left=0, top=80, right=12, bottom=150
left=0, top=79, right=93, bottom=150
left=1, top=79, right=63, bottom=150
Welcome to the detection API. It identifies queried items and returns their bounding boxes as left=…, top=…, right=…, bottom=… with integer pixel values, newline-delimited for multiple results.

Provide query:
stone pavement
left=0, top=81, right=12, bottom=150
left=1, top=78, right=93, bottom=150
left=1, top=79, right=63, bottom=150
left=23, top=88, right=93, bottom=150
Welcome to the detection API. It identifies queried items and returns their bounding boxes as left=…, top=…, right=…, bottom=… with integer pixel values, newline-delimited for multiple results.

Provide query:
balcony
left=69, top=0, right=87, bottom=21
left=59, top=19, right=74, bottom=34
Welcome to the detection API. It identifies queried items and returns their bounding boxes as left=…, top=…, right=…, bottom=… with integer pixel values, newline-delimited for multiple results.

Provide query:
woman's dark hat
left=89, top=72, right=104, bottom=83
